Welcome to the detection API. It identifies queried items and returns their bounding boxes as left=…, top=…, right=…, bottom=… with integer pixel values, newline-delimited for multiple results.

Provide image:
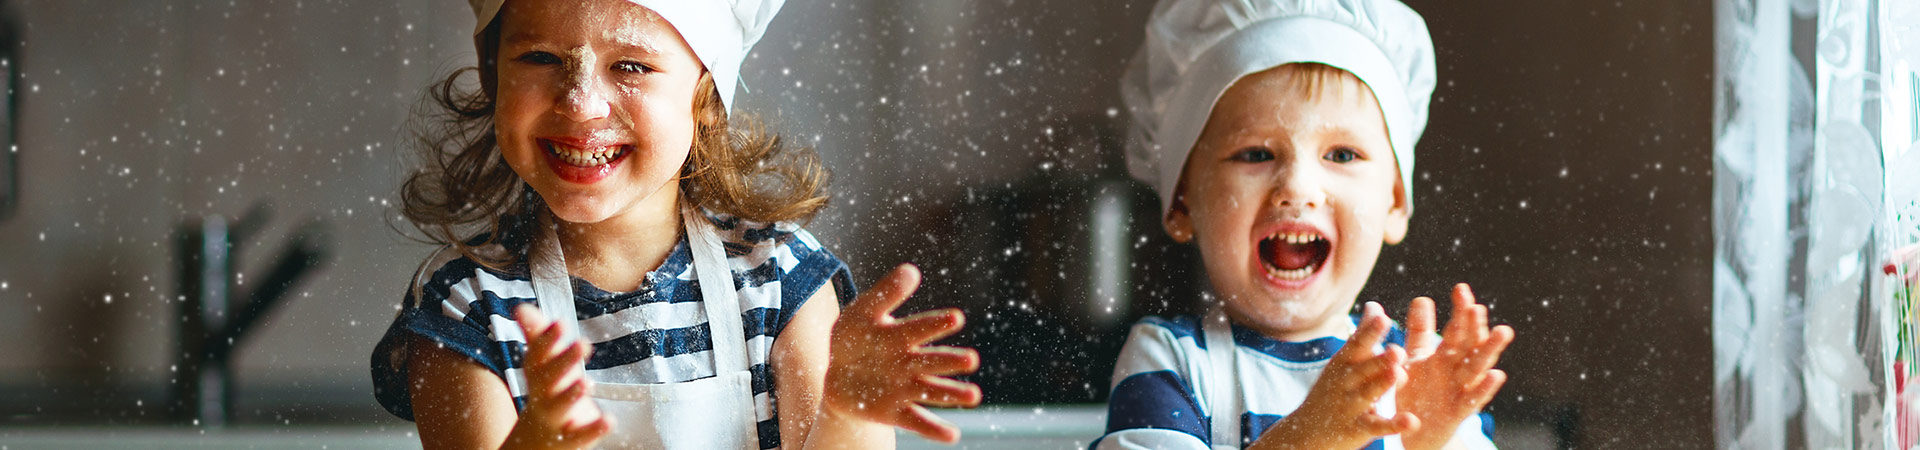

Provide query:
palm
left=822, top=264, right=982, bottom=443
left=1395, top=284, right=1512, bottom=450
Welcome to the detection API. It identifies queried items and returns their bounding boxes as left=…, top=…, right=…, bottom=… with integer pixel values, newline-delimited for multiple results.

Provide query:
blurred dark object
left=948, top=112, right=1205, bottom=404
left=170, top=202, right=332, bottom=426
left=0, top=1, right=20, bottom=221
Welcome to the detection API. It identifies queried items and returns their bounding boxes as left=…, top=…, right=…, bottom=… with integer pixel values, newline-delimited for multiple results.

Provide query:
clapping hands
left=1396, top=284, right=1513, bottom=450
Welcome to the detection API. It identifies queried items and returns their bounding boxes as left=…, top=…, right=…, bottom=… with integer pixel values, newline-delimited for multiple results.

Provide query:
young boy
left=1095, top=0, right=1514, bottom=449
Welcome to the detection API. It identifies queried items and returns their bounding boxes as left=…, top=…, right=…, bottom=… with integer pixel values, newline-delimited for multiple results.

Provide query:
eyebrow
left=500, top=30, right=545, bottom=48
left=499, top=31, right=663, bottom=58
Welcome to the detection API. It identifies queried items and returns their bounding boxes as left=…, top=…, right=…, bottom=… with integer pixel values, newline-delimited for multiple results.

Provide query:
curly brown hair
left=398, top=20, right=831, bottom=267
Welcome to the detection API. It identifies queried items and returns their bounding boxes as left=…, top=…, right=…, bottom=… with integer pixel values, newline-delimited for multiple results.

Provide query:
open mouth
left=1258, top=231, right=1331, bottom=281
left=543, top=140, right=631, bottom=168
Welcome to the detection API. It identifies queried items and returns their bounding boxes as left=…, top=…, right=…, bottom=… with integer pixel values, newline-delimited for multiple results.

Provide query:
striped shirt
left=372, top=213, right=852, bottom=449
left=1092, top=315, right=1496, bottom=450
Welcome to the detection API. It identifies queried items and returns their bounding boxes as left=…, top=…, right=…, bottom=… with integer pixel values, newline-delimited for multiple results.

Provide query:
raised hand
left=1252, top=302, right=1417, bottom=450
left=1396, top=284, right=1513, bottom=450
left=504, top=304, right=612, bottom=450
left=822, top=264, right=983, bottom=443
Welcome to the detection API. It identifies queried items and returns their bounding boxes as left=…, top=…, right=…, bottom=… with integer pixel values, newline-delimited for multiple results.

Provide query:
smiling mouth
left=1259, top=231, right=1331, bottom=281
left=543, top=140, right=631, bottom=167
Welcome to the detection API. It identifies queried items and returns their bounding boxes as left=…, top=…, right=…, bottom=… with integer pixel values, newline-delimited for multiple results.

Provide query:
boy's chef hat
left=1121, top=0, right=1436, bottom=216
left=468, top=0, right=785, bottom=113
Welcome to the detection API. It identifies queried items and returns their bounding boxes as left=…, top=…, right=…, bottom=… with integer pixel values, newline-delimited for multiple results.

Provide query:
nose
left=1270, top=161, right=1325, bottom=210
left=556, top=56, right=611, bottom=122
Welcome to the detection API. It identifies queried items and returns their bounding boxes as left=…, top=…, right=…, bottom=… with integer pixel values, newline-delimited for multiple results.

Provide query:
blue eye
left=515, top=51, right=560, bottom=65
left=1325, top=147, right=1360, bottom=163
left=1232, top=147, right=1275, bottom=163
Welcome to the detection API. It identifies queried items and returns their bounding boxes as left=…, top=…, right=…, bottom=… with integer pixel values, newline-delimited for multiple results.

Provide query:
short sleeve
left=369, top=250, right=532, bottom=420
left=771, top=227, right=854, bottom=329
left=1093, top=318, right=1211, bottom=450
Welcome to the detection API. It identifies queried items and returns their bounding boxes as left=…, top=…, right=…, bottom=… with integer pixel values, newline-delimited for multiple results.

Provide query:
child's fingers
left=516, top=304, right=555, bottom=343
left=1450, top=284, right=1485, bottom=340
left=528, top=342, right=591, bottom=394
left=1356, top=409, right=1421, bottom=437
left=1364, top=345, right=1408, bottom=399
left=560, top=415, right=613, bottom=446
left=913, top=375, right=984, bottom=408
left=1468, top=325, right=1514, bottom=372
left=517, top=305, right=572, bottom=364
left=909, top=346, right=981, bottom=376
left=852, top=264, right=923, bottom=322
left=895, top=404, right=963, bottom=444
left=1405, top=296, right=1439, bottom=359
left=1465, top=369, right=1509, bottom=409
left=529, top=377, right=590, bottom=424
left=558, top=377, right=591, bottom=407
left=1466, top=304, right=1490, bottom=345
left=1341, top=302, right=1392, bottom=358
left=530, top=337, right=590, bottom=375
left=896, top=308, right=968, bottom=345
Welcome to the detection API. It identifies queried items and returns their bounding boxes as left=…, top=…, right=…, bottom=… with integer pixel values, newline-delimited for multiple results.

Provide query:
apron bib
left=1203, top=307, right=1398, bottom=450
left=531, top=208, right=761, bottom=450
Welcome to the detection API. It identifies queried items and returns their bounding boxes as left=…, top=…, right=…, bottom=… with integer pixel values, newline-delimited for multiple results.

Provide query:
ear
left=1383, top=177, right=1410, bottom=245
left=1163, top=186, right=1196, bottom=244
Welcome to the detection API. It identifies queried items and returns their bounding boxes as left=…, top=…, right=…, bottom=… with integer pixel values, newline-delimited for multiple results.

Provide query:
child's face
left=1168, top=66, right=1410, bottom=341
left=493, top=0, right=705, bottom=224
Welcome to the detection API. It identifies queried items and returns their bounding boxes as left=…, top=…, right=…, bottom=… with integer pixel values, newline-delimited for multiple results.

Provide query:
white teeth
left=1266, top=263, right=1316, bottom=281
left=1272, top=232, right=1323, bottom=245
left=545, top=142, right=624, bottom=167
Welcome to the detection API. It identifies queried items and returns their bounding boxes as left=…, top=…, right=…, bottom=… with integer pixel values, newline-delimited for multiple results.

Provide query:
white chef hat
left=468, top=0, right=786, bottom=113
left=1121, top=0, right=1436, bottom=216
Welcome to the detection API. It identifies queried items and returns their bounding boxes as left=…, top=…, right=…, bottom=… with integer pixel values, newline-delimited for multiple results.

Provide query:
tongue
left=1261, top=239, right=1322, bottom=271
left=1275, top=243, right=1318, bottom=270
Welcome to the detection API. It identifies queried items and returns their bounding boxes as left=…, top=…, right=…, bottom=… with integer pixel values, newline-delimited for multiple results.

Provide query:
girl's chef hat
left=1121, top=0, right=1436, bottom=216
left=468, top=0, right=786, bottom=113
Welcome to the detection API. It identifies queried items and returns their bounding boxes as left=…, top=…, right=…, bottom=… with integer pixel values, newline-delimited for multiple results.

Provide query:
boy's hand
left=822, top=264, right=983, bottom=443
left=1252, top=302, right=1417, bottom=450
left=504, top=304, right=612, bottom=450
left=1397, top=284, right=1513, bottom=450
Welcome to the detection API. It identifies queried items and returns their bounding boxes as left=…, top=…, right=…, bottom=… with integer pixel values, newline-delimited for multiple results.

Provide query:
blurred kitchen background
left=0, top=0, right=1713, bottom=447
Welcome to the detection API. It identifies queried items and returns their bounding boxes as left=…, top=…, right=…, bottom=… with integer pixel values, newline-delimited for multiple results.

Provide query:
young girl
left=370, top=0, right=981, bottom=448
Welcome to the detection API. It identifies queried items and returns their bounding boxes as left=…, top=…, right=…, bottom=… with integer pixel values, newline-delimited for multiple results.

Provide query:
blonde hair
left=1266, top=62, right=1372, bottom=103
left=398, top=20, right=830, bottom=267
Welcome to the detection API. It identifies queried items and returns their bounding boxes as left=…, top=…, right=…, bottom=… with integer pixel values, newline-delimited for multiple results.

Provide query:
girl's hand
left=1252, top=302, right=1417, bottom=450
left=1396, top=284, right=1513, bottom=450
left=504, top=304, right=612, bottom=450
left=822, top=264, right=983, bottom=444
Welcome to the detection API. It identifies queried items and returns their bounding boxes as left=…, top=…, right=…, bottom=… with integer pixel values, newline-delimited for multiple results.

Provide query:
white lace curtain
left=1713, top=0, right=1919, bottom=448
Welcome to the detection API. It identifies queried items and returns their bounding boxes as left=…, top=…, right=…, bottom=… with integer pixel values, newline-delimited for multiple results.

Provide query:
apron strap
left=683, top=208, right=750, bottom=374
left=1204, top=306, right=1243, bottom=450
left=532, top=214, right=582, bottom=344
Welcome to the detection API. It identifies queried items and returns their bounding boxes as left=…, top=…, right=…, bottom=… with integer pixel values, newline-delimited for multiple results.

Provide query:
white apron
left=531, top=209, right=762, bottom=450
left=1202, top=307, right=1399, bottom=450
left=1202, top=307, right=1246, bottom=450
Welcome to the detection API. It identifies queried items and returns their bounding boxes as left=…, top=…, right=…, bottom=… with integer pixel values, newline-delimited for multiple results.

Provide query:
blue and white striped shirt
left=1093, top=315, right=1496, bottom=450
left=372, top=213, right=852, bottom=449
